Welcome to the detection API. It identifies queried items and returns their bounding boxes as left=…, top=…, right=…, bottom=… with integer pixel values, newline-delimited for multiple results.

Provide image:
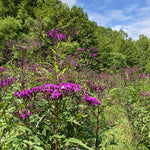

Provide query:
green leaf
left=57, top=42, right=60, bottom=49
left=23, top=140, right=44, bottom=150
left=33, top=146, right=44, bottom=150
left=82, top=126, right=95, bottom=138
left=0, top=102, right=6, bottom=109
left=23, top=140, right=34, bottom=146
left=67, top=117, right=81, bottom=126
left=2, top=124, right=16, bottom=136
left=36, top=114, right=46, bottom=128
left=37, top=57, right=42, bottom=63
left=52, top=134, right=65, bottom=139
left=49, top=47, right=56, bottom=55
left=46, top=73, right=53, bottom=80
left=64, top=138, right=93, bottom=150
left=109, top=88, right=119, bottom=96
left=77, top=112, right=82, bottom=120
left=40, top=68, right=53, bottom=80
left=16, top=124, right=32, bottom=133
left=58, top=67, right=67, bottom=77
left=54, top=61, right=58, bottom=73
left=59, top=53, right=66, bottom=59
left=43, top=33, right=47, bottom=38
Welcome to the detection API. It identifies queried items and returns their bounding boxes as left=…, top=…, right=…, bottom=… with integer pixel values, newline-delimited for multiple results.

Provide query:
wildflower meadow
left=0, top=0, right=150, bottom=149
left=0, top=28, right=150, bottom=150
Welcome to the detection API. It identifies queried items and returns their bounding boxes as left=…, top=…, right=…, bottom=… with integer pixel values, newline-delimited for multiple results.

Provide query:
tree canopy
left=0, top=0, right=150, bottom=72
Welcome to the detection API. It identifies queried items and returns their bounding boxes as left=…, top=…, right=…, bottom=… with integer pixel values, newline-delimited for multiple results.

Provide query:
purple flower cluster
left=14, top=82, right=103, bottom=106
left=0, top=78, right=17, bottom=89
left=0, top=67, right=5, bottom=73
left=87, top=80, right=105, bottom=93
left=87, top=47, right=99, bottom=60
left=57, top=33, right=66, bottom=41
left=139, top=91, right=150, bottom=96
left=74, top=53, right=79, bottom=56
left=71, top=60, right=78, bottom=67
left=93, top=53, right=97, bottom=57
left=83, top=93, right=102, bottom=106
left=139, top=73, right=147, bottom=79
left=89, top=47, right=98, bottom=51
left=14, top=82, right=81, bottom=100
left=78, top=48, right=84, bottom=51
left=17, top=45, right=31, bottom=50
left=97, top=84, right=105, bottom=92
left=46, top=29, right=58, bottom=38
left=67, top=55, right=72, bottom=59
left=30, top=64, right=37, bottom=72
left=13, top=110, right=31, bottom=120
left=46, top=29, right=66, bottom=41
left=88, top=53, right=97, bottom=57
left=42, top=82, right=81, bottom=99
left=14, top=86, right=43, bottom=100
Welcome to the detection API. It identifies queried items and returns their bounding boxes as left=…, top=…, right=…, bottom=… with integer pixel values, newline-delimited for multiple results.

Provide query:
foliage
left=0, top=1, right=150, bottom=149
left=0, top=16, right=23, bottom=61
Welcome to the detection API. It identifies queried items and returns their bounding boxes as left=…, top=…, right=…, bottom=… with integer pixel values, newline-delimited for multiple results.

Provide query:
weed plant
left=0, top=29, right=149, bottom=150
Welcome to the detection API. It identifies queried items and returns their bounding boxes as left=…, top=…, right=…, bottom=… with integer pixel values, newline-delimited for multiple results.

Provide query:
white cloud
left=86, top=4, right=150, bottom=40
left=87, top=9, right=132, bottom=27
left=112, top=25, right=122, bottom=31
left=123, top=18, right=150, bottom=40
left=111, top=18, right=150, bottom=40
left=106, top=10, right=132, bottom=21
left=137, top=6, right=150, bottom=16
left=88, top=12, right=106, bottom=26
left=61, top=0, right=77, bottom=8
left=124, top=4, right=138, bottom=14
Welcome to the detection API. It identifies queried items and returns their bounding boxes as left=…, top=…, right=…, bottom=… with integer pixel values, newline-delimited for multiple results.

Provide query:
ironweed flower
left=74, top=53, right=79, bottom=55
left=14, top=86, right=42, bottom=100
left=46, top=29, right=66, bottom=41
left=93, top=53, right=97, bottom=57
left=94, top=48, right=98, bottom=51
left=83, top=93, right=102, bottom=106
left=139, top=73, right=147, bottom=79
left=14, top=82, right=81, bottom=100
left=46, top=29, right=58, bottom=38
left=86, top=80, right=105, bottom=93
left=139, top=91, right=150, bottom=96
left=0, top=67, right=6, bottom=73
left=42, top=82, right=81, bottom=99
left=78, top=48, right=84, bottom=51
left=0, top=78, right=17, bottom=89
left=13, top=110, right=31, bottom=120
left=57, top=33, right=66, bottom=41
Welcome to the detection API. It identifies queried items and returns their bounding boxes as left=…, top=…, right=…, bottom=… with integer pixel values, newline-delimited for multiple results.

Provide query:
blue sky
left=61, top=0, right=150, bottom=40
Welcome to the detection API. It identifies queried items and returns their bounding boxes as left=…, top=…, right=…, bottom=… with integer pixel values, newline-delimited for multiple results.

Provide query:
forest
left=0, top=0, right=150, bottom=149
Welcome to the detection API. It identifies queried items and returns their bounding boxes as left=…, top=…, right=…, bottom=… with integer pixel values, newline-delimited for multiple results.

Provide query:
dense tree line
left=0, top=0, right=150, bottom=72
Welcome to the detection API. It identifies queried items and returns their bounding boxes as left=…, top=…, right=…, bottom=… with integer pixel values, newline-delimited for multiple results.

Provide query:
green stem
left=54, top=99, right=58, bottom=150
left=95, top=106, right=100, bottom=149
